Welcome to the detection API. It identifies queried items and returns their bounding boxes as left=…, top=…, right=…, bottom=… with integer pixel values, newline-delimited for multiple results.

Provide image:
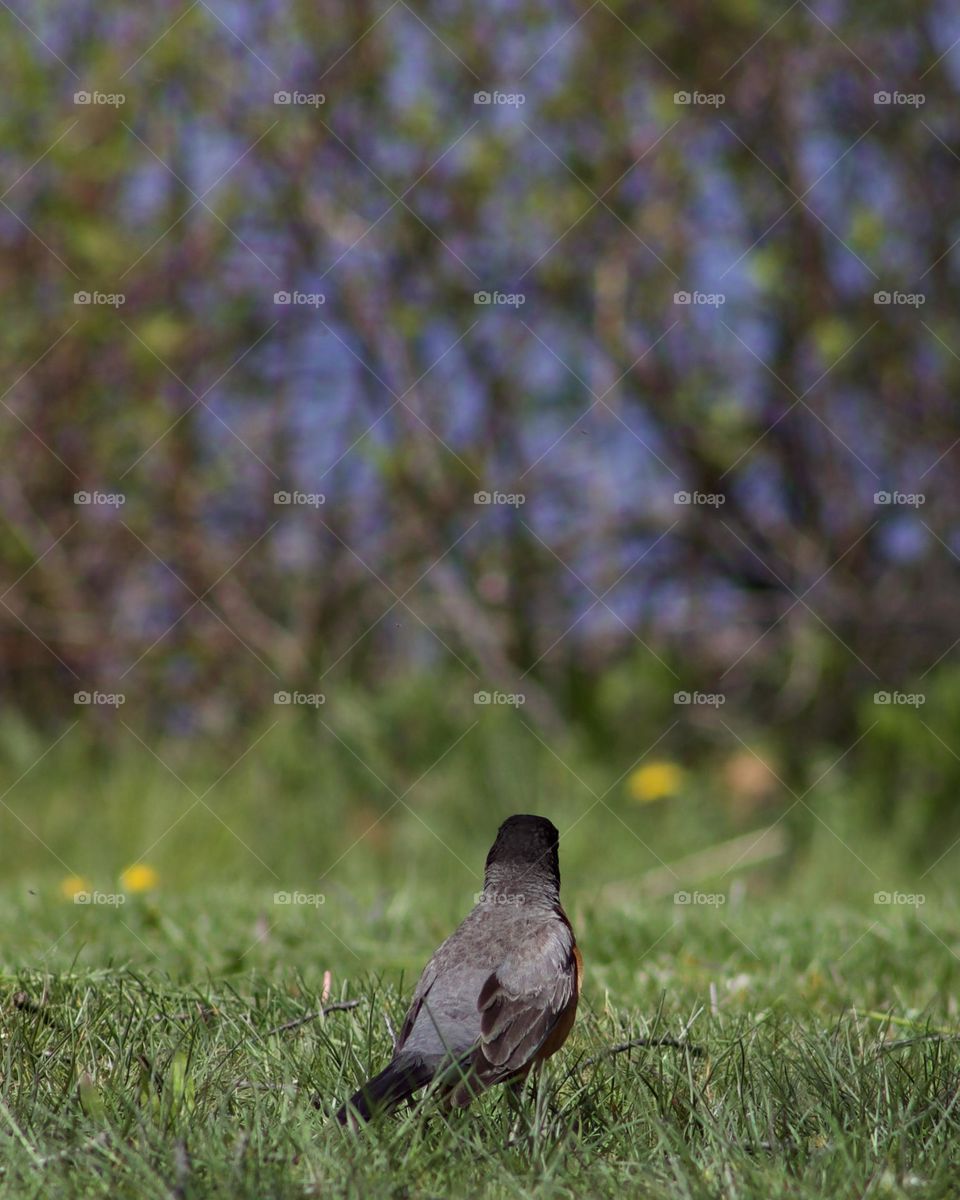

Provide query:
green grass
left=3, top=896, right=958, bottom=1199
left=1, top=714, right=959, bottom=1197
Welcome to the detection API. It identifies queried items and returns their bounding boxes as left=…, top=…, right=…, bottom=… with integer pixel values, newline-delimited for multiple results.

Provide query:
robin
left=335, top=813, right=581, bottom=1124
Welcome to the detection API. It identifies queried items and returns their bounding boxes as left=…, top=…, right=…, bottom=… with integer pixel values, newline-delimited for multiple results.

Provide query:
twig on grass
left=584, top=1036, right=704, bottom=1066
left=151, top=1003, right=217, bottom=1023
left=11, top=991, right=64, bottom=1032
left=600, top=826, right=787, bottom=903
left=265, top=999, right=360, bottom=1036
left=881, top=1033, right=960, bottom=1052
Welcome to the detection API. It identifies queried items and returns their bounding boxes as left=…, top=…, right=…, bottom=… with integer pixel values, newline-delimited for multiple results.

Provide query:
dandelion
left=60, top=875, right=90, bottom=900
left=120, top=863, right=159, bottom=893
left=627, top=761, right=684, bottom=803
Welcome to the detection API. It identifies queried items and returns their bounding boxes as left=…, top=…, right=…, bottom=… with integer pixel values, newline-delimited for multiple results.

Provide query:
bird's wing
left=394, top=961, right=438, bottom=1053
left=473, top=917, right=578, bottom=1078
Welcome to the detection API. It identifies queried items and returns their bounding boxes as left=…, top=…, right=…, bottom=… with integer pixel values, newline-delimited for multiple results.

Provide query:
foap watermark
left=674, top=691, right=726, bottom=707
left=874, top=290, right=925, bottom=307
left=874, top=890, right=925, bottom=908
left=274, top=490, right=325, bottom=507
left=74, top=90, right=125, bottom=107
left=474, top=690, right=525, bottom=707
left=874, top=691, right=925, bottom=707
left=74, top=291, right=125, bottom=307
left=274, top=90, right=325, bottom=107
left=873, top=490, right=924, bottom=507
left=474, top=490, right=525, bottom=507
left=74, top=490, right=126, bottom=507
left=874, top=91, right=925, bottom=107
left=674, top=490, right=725, bottom=507
left=474, top=892, right=525, bottom=906
left=273, top=891, right=325, bottom=906
left=274, top=691, right=325, bottom=707
left=474, top=90, right=525, bottom=107
left=274, top=290, right=325, bottom=307
left=75, top=891, right=125, bottom=906
left=474, top=290, right=525, bottom=307
left=74, top=691, right=125, bottom=707
left=674, top=890, right=726, bottom=906
left=674, top=90, right=725, bottom=107
left=674, top=290, right=725, bottom=307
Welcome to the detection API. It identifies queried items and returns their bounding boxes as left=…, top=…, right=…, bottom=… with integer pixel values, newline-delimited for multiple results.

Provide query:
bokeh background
left=2, top=0, right=960, bottom=970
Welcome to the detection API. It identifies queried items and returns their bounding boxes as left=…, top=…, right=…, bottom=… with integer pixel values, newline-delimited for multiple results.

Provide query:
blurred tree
left=0, top=0, right=958, bottom=752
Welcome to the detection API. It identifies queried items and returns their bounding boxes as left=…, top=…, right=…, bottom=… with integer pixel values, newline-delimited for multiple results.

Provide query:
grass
left=1, top=712, right=959, bottom=1197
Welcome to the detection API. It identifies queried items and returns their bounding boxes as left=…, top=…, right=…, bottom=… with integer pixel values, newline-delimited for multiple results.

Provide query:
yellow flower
left=120, top=863, right=159, bottom=893
left=59, top=875, right=90, bottom=900
left=627, top=761, right=684, bottom=803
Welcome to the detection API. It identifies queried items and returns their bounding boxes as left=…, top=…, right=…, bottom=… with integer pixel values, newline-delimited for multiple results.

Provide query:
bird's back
left=397, top=899, right=566, bottom=1065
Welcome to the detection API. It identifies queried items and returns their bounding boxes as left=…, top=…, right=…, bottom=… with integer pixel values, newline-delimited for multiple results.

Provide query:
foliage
left=1, top=1, right=958, bottom=746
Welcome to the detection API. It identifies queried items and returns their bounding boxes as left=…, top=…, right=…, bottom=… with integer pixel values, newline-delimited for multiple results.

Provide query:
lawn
left=1, top=715, right=958, bottom=1197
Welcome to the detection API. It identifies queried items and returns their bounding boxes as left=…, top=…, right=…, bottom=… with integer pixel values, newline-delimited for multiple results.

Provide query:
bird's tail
left=335, top=1056, right=434, bottom=1124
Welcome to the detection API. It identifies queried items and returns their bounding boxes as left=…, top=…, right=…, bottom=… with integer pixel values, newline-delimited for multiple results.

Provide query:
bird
left=335, top=813, right=581, bottom=1124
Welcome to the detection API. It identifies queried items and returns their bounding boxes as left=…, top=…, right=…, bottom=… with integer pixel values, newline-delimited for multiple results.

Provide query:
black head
left=484, top=814, right=560, bottom=888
